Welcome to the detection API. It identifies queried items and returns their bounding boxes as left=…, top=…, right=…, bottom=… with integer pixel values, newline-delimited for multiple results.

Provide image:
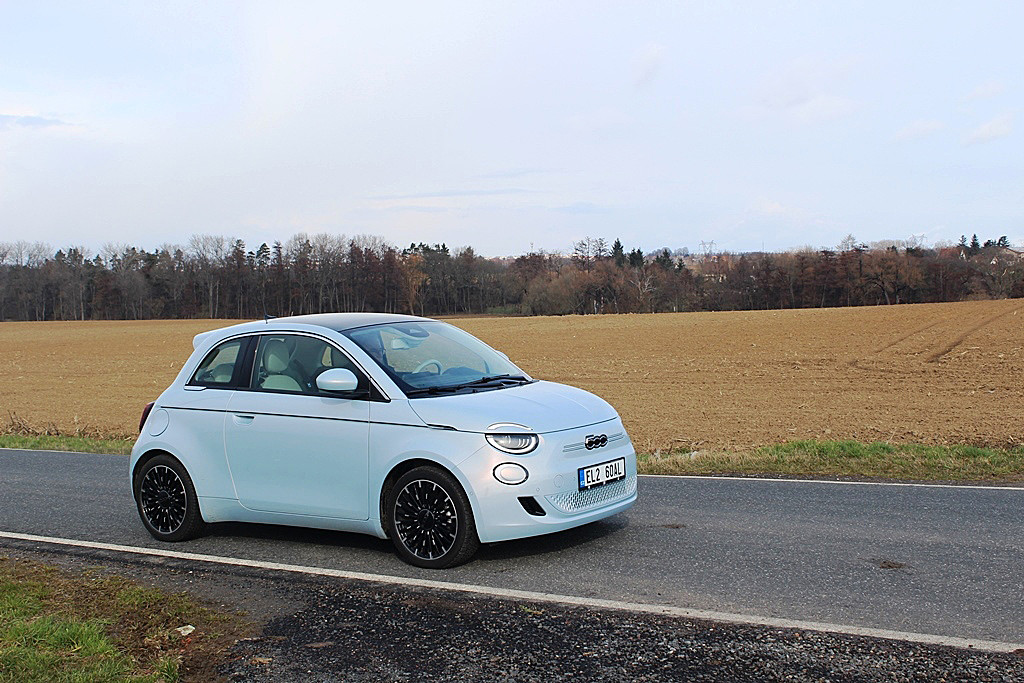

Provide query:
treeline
left=0, top=233, right=1021, bottom=321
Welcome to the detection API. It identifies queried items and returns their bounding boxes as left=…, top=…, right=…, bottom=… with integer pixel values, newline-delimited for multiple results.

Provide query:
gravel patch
left=225, top=580, right=1024, bottom=682
left=3, top=540, right=1021, bottom=682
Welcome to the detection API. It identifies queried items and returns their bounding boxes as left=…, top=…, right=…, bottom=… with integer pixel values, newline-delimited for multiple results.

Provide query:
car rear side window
left=251, top=334, right=367, bottom=396
left=189, top=339, right=245, bottom=387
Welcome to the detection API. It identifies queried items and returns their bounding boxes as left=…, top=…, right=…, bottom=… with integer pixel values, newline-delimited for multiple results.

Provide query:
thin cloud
left=379, top=205, right=448, bottom=213
left=474, top=168, right=548, bottom=180
left=755, top=58, right=859, bottom=124
left=965, top=113, right=1013, bottom=145
left=552, top=202, right=606, bottom=214
left=567, top=106, right=630, bottom=133
left=754, top=92, right=856, bottom=125
left=0, top=114, right=69, bottom=130
left=964, top=79, right=1005, bottom=101
left=787, top=94, right=856, bottom=124
left=372, top=188, right=534, bottom=201
left=633, top=43, right=667, bottom=89
left=893, top=119, right=943, bottom=142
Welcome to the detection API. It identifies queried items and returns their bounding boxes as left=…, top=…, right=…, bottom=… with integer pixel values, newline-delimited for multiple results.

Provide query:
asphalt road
left=1, top=449, right=1022, bottom=645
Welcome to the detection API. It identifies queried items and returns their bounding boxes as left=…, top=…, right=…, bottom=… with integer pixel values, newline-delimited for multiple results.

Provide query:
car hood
left=407, top=380, right=618, bottom=434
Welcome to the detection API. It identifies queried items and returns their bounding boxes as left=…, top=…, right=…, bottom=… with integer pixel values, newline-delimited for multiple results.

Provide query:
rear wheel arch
left=133, top=451, right=206, bottom=542
left=132, top=449, right=177, bottom=493
left=132, top=449, right=203, bottom=508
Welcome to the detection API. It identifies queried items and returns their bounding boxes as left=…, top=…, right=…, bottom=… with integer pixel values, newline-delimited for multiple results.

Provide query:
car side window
left=189, top=339, right=244, bottom=387
left=251, top=334, right=366, bottom=396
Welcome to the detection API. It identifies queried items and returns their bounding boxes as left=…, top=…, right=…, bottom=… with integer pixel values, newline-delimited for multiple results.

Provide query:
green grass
left=3, top=431, right=1022, bottom=482
left=0, top=434, right=134, bottom=455
left=0, top=564, right=158, bottom=682
left=0, top=557, right=250, bottom=682
left=639, top=439, right=1024, bottom=482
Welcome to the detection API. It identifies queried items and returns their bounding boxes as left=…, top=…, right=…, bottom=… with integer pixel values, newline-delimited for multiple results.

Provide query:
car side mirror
left=316, top=368, right=360, bottom=393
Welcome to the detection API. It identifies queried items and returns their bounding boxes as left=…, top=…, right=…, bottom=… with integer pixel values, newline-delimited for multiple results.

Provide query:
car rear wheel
left=386, top=466, right=480, bottom=569
left=134, top=454, right=205, bottom=542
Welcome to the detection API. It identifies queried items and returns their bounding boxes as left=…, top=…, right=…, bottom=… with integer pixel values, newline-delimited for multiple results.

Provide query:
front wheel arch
left=381, top=461, right=480, bottom=568
left=379, top=458, right=476, bottom=535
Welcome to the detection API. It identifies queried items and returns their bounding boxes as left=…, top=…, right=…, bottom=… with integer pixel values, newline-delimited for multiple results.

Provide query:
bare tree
left=188, top=234, right=230, bottom=317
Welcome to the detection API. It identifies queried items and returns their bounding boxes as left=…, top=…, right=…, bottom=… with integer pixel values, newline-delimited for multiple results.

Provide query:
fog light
left=493, top=462, right=529, bottom=485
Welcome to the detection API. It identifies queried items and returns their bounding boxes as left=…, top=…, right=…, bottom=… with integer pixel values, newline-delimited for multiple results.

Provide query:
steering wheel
left=414, top=359, right=443, bottom=374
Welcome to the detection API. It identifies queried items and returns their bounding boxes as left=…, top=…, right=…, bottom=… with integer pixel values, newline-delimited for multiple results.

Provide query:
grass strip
left=639, top=440, right=1024, bottom=482
left=0, top=557, right=250, bottom=682
left=0, top=433, right=134, bottom=455
left=3, top=432, right=1022, bottom=483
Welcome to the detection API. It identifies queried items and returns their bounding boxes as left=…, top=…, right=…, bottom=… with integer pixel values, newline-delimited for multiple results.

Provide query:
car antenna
left=262, top=307, right=277, bottom=324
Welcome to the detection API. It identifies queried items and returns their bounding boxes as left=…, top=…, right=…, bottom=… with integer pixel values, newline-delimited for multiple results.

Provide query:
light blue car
left=131, top=313, right=637, bottom=568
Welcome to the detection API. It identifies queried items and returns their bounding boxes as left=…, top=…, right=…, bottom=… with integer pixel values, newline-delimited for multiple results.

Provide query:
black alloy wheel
left=386, top=466, right=479, bottom=569
left=134, top=454, right=205, bottom=542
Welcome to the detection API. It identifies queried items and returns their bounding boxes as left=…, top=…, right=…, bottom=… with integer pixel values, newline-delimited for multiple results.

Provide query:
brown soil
left=1, top=299, right=1022, bottom=451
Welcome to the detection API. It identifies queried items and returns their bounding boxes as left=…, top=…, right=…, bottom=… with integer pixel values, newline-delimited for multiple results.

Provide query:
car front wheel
left=134, top=454, right=205, bottom=542
left=386, top=466, right=480, bottom=569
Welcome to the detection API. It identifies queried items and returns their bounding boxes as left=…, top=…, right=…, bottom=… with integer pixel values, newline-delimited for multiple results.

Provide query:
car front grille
left=545, top=474, right=637, bottom=514
left=562, top=431, right=626, bottom=453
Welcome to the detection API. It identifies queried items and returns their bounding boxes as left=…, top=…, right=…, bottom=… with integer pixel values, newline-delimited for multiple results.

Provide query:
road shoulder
left=1, top=541, right=1021, bottom=682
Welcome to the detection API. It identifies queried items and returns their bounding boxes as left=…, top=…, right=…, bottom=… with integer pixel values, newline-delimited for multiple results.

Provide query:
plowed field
left=2, top=299, right=1021, bottom=451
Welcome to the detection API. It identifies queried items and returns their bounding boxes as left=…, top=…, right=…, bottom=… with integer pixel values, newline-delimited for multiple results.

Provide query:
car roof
left=272, top=312, right=432, bottom=331
left=192, top=312, right=434, bottom=350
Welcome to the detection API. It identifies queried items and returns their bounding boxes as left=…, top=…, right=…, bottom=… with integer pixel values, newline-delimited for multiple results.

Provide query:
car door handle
left=232, top=414, right=255, bottom=425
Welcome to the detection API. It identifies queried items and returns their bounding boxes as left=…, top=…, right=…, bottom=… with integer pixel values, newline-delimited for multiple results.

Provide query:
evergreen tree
left=611, top=238, right=625, bottom=267
left=627, top=248, right=645, bottom=269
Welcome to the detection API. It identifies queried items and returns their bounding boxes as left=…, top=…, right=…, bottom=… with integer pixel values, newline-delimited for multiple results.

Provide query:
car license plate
left=578, top=457, right=626, bottom=491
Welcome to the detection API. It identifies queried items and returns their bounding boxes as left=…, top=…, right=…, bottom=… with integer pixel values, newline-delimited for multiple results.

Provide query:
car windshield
left=343, top=321, right=529, bottom=396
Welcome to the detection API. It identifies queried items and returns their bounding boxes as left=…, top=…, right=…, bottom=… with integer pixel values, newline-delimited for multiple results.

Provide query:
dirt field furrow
left=1, top=299, right=1021, bottom=451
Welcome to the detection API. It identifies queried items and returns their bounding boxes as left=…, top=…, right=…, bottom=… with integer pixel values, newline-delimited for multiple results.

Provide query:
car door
left=224, top=333, right=371, bottom=520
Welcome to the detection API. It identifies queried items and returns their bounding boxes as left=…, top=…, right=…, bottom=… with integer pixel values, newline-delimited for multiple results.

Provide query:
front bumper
left=461, top=418, right=638, bottom=543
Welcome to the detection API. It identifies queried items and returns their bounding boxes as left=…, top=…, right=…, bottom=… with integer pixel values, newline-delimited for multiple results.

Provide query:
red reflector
left=139, top=402, right=155, bottom=433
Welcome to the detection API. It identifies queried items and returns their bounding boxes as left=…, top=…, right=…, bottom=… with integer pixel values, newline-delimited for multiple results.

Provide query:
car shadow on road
left=202, top=522, right=393, bottom=554
left=475, top=516, right=630, bottom=563
left=198, top=515, right=630, bottom=567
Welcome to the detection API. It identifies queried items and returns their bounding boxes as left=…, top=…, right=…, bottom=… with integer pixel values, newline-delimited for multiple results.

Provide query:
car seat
left=260, top=339, right=303, bottom=392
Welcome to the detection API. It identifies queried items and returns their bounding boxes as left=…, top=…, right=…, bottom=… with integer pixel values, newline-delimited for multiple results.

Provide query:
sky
left=1, top=1, right=1022, bottom=257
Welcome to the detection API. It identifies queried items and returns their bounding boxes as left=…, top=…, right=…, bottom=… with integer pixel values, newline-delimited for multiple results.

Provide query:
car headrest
left=329, top=347, right=348, bottom=368
left=264, top=339, right=291, bottom=373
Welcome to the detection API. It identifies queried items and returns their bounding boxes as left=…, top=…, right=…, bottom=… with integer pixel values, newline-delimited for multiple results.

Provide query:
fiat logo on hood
left=584, top=434, right=608, bottom=450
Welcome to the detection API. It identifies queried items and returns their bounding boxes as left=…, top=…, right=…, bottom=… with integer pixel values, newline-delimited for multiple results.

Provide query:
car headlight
left=485, top=433, right=539, bottom=454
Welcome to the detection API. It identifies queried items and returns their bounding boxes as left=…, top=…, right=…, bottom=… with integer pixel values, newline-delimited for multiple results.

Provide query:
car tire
left=134, top=454, right=205, bottom=542
left=386, top=465, right=480, bottom=569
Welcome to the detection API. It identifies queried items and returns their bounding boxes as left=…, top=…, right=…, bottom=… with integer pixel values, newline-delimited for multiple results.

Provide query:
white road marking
left=1, top=530, right=1020, bottom=654
left=639, top=473, right=1024, bottom=491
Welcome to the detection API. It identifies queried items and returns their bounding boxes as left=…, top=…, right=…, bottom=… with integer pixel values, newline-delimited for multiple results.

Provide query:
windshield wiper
left=403, top=385, right=464, bottom=396
left=449, top=374, right=531, bottom=388
left=404, top=375, right=531, bottom=397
